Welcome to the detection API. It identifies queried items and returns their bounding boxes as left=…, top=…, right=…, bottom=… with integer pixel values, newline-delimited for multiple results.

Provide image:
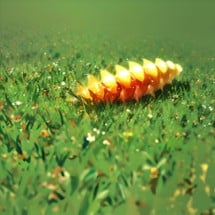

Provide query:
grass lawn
left=0, top=1, right=215, bottom=214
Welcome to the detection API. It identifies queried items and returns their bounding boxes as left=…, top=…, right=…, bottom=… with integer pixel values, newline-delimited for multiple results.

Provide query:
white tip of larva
left=166, top=60, right=176, bottom=70
left=175, top=64, right=183, bottom=74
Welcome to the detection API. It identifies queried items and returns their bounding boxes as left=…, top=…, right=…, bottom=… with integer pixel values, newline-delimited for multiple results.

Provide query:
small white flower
left=126, top=109, right=131, bottom=113
left=86, top=132, right=95, bottom=142
left=147, top=113, right=153, bottom=119
left=103, top=139, right=110, bottom=145
left=13, top=101, right=22, bottom=106
left=93, top=128, right=100, bottom=135
left=52, top=62, right=58, bottom=67
left=208, top=106, right=213, bottom=112
left=61, top=81, right=66, bottom=86
left=202, top=104, right=206, bottom=109
left=155, top=139, right=159, bottom=144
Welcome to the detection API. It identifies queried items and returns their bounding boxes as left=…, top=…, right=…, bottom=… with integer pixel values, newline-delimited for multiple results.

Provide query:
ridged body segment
left=76, top=58, right=182, bottom=103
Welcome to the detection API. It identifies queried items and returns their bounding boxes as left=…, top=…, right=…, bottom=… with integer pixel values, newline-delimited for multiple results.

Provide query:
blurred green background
left=1, top=0, right=215, bottom=51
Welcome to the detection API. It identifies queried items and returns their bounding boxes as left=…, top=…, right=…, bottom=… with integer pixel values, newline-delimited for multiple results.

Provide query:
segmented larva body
left=76, top=58, right=182, bottom=103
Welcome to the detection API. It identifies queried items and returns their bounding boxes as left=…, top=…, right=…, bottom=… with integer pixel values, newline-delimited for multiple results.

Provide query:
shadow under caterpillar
left=76, top=58, right=183, bottom=103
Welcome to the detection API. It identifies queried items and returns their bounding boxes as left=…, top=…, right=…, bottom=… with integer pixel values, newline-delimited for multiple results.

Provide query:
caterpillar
left=76, top=58, right=183, bottom=103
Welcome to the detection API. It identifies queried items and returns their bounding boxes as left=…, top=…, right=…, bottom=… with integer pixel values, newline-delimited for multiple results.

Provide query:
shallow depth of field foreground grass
left=0, top=1, right=215, bottom=214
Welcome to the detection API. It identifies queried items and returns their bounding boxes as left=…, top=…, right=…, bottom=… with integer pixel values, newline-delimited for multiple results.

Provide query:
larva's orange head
left=76, top=83, right=92, bottom=100
left=87, top=75, right=104, bottom=99
left=115, top=65, right=131, bottom=88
